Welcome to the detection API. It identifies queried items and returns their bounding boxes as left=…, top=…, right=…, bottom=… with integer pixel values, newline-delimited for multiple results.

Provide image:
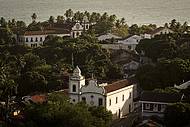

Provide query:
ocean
left=0, top=0, right=190, bottom=25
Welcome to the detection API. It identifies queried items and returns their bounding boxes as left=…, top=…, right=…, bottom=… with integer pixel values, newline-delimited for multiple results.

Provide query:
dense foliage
left=164, top=103, right=190, bottom=127
left=20, top=93, right=112, bottom=127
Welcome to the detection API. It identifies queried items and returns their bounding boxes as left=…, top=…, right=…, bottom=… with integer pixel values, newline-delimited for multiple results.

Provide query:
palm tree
left=120, top=17, right=125, bottom=25
left=64, top=9, right=74, bottom=20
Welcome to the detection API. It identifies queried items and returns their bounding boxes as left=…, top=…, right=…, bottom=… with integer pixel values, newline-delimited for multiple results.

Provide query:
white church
left=69, top=66, right=136, bottom=118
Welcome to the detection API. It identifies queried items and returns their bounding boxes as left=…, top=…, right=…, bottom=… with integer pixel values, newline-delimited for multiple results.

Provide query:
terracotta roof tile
left=104, top=79, right=132, bottom=93
left=31, top=94, right=47, bottom=104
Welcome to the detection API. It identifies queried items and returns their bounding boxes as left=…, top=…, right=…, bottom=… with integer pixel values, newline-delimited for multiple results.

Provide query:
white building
left=147, top=27, right=174, bottom=38
left=69, top=66, right=136, bottom=118
left=117, top=35, right=142, bottom=50
left=140, top=91, right=182, bottom=118
left=19, top=21, right=89, bottom=48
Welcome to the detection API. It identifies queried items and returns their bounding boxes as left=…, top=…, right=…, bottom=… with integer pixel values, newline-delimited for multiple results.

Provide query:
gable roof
left=140, top=91, right=182, bottom=103
left=104, top=79, right=133, bottom=93
left=175, top=80, right=190, bottom=90
left=117, top=35, right=141, bottom=45
left=150, top=27, right=173, bottom=35
left=98, top=33, right=121, bottom=41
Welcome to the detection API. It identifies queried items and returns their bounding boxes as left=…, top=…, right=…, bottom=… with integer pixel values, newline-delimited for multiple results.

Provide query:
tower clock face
left=76, top=24, right=80, bottom=29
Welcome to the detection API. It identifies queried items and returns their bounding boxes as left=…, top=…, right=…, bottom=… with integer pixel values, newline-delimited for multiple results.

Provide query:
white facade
left=71, top=22, right=84, bottom=38
left=69, top=66, right=135, bottom=118
left=20, top=34, right=46, bottom=48
left=19, top=22, right=89, bottom=48
left=69, top=66, right=85, bottom=104
left=117, top=35, right=142, bottom=50
left=140, top=101, right=167, bottom=118
left=106, top=85, right=134, bottom=117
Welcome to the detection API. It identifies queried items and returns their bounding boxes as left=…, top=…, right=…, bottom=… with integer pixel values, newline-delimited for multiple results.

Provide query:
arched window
left=35, top=37, right=38, bottom=42
left=26, top=38, right=28, bottom=42
left=72, top=85, right=76, bottom=92
left=122, top=95, right=124, bottom=101
left=31, top=38, right=33, bottom=42
left=40, top=37, right=43, bottom=42
left=76, top=32, right=80, bottom=37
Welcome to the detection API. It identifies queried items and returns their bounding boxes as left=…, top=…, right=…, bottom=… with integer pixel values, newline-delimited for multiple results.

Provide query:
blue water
left=0, top=0, right=190, bottom=25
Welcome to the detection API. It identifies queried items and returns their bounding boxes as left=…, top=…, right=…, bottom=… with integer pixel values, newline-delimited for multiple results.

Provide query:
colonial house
left=117, top=35, right=142, bottom=50
left=139, top=91, right=182, bottom=118
left=69, top=66, right=136, bottom=118
left=18, top=20, right=90, bottom=48
left=97, top=33, right=122, bottom=41
left=148, top=27, right=173, bottom=38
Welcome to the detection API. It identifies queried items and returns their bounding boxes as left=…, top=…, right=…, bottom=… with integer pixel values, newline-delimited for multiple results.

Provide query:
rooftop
left=140, top=91, right=182, bottom=103
left=104, top=79, right=133, bottom=93
left=149, top=27, right=173, bottom=35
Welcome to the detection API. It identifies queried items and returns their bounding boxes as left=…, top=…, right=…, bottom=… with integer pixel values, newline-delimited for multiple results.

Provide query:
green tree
left=0, top=25, right=14, bottom=45
left=164, top=103, right=190, bottom=127
left=23, top=93, right=112, bottom=127
left=56, top=15, right=64, bottom=23
left=65, top=9, right=74, bottom=20
left=128, top=24, right=140, bottom=35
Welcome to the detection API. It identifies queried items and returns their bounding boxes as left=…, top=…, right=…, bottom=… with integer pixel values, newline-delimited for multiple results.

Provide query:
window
left=116, top=97, right=118, bottom=104
left=122, top=95, right=124, bottom=101
left=91, top=95, right=94, bottom=99
left=109, top=99, right=111, bottom=106
left=73, top=99, right=75, bottom=102
left=82, top=97, right=86, bottom=103
left=129, top=92, right=132, bottom=99
left=145, top=103, right=150, bottom=110
left=86, top=25, right=89, bottom=30
left=158, top=104, right=161, bottom=112
left=76, top=32, right=80, bottom=37
left=98, top=98, right=103, bottom=106
left=129, top=104, right=131, bottom=112
left=26, top=38, right=28, bottom=42
left=72, top=85, right=76, bottom=92
left=35, top=37, right=38, bottom=42
left=40, top=37, right=43, bottom=42
left=31, top=38, right=33, bottom=42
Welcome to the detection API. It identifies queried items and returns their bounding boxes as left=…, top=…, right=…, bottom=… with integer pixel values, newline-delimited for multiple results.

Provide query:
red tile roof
left=31, top=94, right=47, bottom=104
left=104, top=79, right=133, bottom=93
